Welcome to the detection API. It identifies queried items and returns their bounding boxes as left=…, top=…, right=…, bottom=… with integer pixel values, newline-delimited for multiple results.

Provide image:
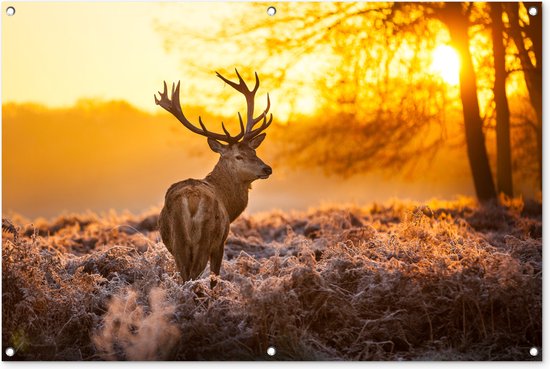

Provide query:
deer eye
left=235, top=155, right=243, bottom=161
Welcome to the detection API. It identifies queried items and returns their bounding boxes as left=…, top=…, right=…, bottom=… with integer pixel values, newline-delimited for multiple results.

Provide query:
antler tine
left=216, top=70, right=270, bottom=138
left=237, top=112, right=246, bottom=134
left=234, top=68, right=246, bottom=88
left=216, top=71, right=241, bottom=91
left=155, top=80, right=243, bottom=144
left=221, top=122, right=231, bottom=137
left=243, top=93, right=271, bottom=133
left=236, top=69, right=260, bottom=93
left=154, top=81, right=167, bottom=105
left=252, top=72, right=260, bottom=94
left=198, top=116, right=208, bottom=132
left=244, top=113, right=273, bottom=140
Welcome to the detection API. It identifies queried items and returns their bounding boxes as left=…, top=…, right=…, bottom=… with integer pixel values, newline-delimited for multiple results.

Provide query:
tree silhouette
left=504, top=2, right=542, bottom=189
left=490, top=2, right=513, bottom=197
left=434, top=3, right=496, bottom=200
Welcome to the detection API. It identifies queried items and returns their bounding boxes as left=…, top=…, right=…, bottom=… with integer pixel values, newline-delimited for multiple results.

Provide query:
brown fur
left=159, top=137, right=271, bottom=286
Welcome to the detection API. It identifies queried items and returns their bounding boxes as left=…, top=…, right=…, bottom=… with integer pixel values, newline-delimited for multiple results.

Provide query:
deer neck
left=205, top=162, right=251, bottom=222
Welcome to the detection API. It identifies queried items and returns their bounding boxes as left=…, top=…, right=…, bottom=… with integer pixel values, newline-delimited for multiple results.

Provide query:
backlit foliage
left=158, top=2, right=541, bottom=193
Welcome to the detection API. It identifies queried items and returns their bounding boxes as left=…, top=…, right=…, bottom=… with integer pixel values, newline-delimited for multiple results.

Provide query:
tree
left=434, top=3, right=496, bottom=201
left=490, top=2, right=513, bottom=196
left=504, top=2, right=542, bottom=189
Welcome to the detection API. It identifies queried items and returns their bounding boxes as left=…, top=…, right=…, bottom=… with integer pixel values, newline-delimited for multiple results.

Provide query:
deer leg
left=209, top=241, right=225, bottom=289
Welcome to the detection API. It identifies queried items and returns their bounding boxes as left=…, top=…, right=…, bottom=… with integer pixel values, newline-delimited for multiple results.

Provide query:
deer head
left=155, top=69, right=272, bottom=182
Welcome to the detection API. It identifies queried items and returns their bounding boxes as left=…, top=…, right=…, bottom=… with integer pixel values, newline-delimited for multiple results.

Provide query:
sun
left=430, top=45, right=460, bottom=85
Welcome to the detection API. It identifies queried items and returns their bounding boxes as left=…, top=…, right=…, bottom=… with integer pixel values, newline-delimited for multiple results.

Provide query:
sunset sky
left=2, top=2, right=539, bottom=219
left=3, top=2, right=460, bottom=119
left=2, top=2, right=253, bottom=112
left=2, top=2, right=468, bottom=118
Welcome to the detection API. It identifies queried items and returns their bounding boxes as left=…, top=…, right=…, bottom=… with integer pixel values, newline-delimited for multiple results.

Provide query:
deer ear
left=207, top=138, right=227, bottom=154
left=248, top=133, right=266, bottom=149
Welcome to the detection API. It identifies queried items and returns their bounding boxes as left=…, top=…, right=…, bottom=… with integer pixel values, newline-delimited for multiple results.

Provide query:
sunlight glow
left=296, top=94, right=317, bottom=116
left=430, top=45, right=460, bottom=85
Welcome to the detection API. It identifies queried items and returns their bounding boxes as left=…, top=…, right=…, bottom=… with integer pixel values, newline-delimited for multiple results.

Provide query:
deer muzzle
left=258, top=165, right=272, bottom=179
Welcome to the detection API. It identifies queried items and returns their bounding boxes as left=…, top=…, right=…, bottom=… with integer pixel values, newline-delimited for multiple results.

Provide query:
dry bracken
left=2, top=198, right=541, bottom=360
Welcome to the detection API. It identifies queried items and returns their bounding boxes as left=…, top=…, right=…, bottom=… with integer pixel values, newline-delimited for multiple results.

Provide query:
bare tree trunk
left=491, top=3, right=513, bottom=197
left=439, top=3, right=497, bottom=201
left=505, top=2, right=542, bottom=189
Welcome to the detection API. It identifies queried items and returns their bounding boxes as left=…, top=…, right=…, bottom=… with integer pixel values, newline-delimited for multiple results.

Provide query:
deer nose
left=263, top=166, right=272, bottom=175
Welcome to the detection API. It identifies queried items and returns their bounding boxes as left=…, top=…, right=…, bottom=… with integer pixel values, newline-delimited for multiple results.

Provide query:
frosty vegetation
left=2, top=198, right=541, bottom=360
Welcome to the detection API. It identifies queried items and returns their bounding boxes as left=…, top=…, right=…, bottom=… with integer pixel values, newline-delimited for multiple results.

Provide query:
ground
left=2, top=197, right=542, bottom=360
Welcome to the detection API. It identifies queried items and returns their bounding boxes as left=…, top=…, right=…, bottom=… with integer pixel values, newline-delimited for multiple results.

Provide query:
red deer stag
left=154, top=70, right=272, bottom=287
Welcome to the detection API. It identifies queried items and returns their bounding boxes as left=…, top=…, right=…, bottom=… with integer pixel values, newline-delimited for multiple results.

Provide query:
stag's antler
left=155, top=81, right=244, bottom=143
left=215, top=69, right=272, bottom=141
left=155, top=70, right=271, bottom=144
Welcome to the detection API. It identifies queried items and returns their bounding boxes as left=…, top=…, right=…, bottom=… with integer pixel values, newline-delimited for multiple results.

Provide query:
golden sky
left=3, top=2, right=537, bottom=219
left=2, top=2, right=244, bottom=112
left=2, top=2, right=467, bottom=118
